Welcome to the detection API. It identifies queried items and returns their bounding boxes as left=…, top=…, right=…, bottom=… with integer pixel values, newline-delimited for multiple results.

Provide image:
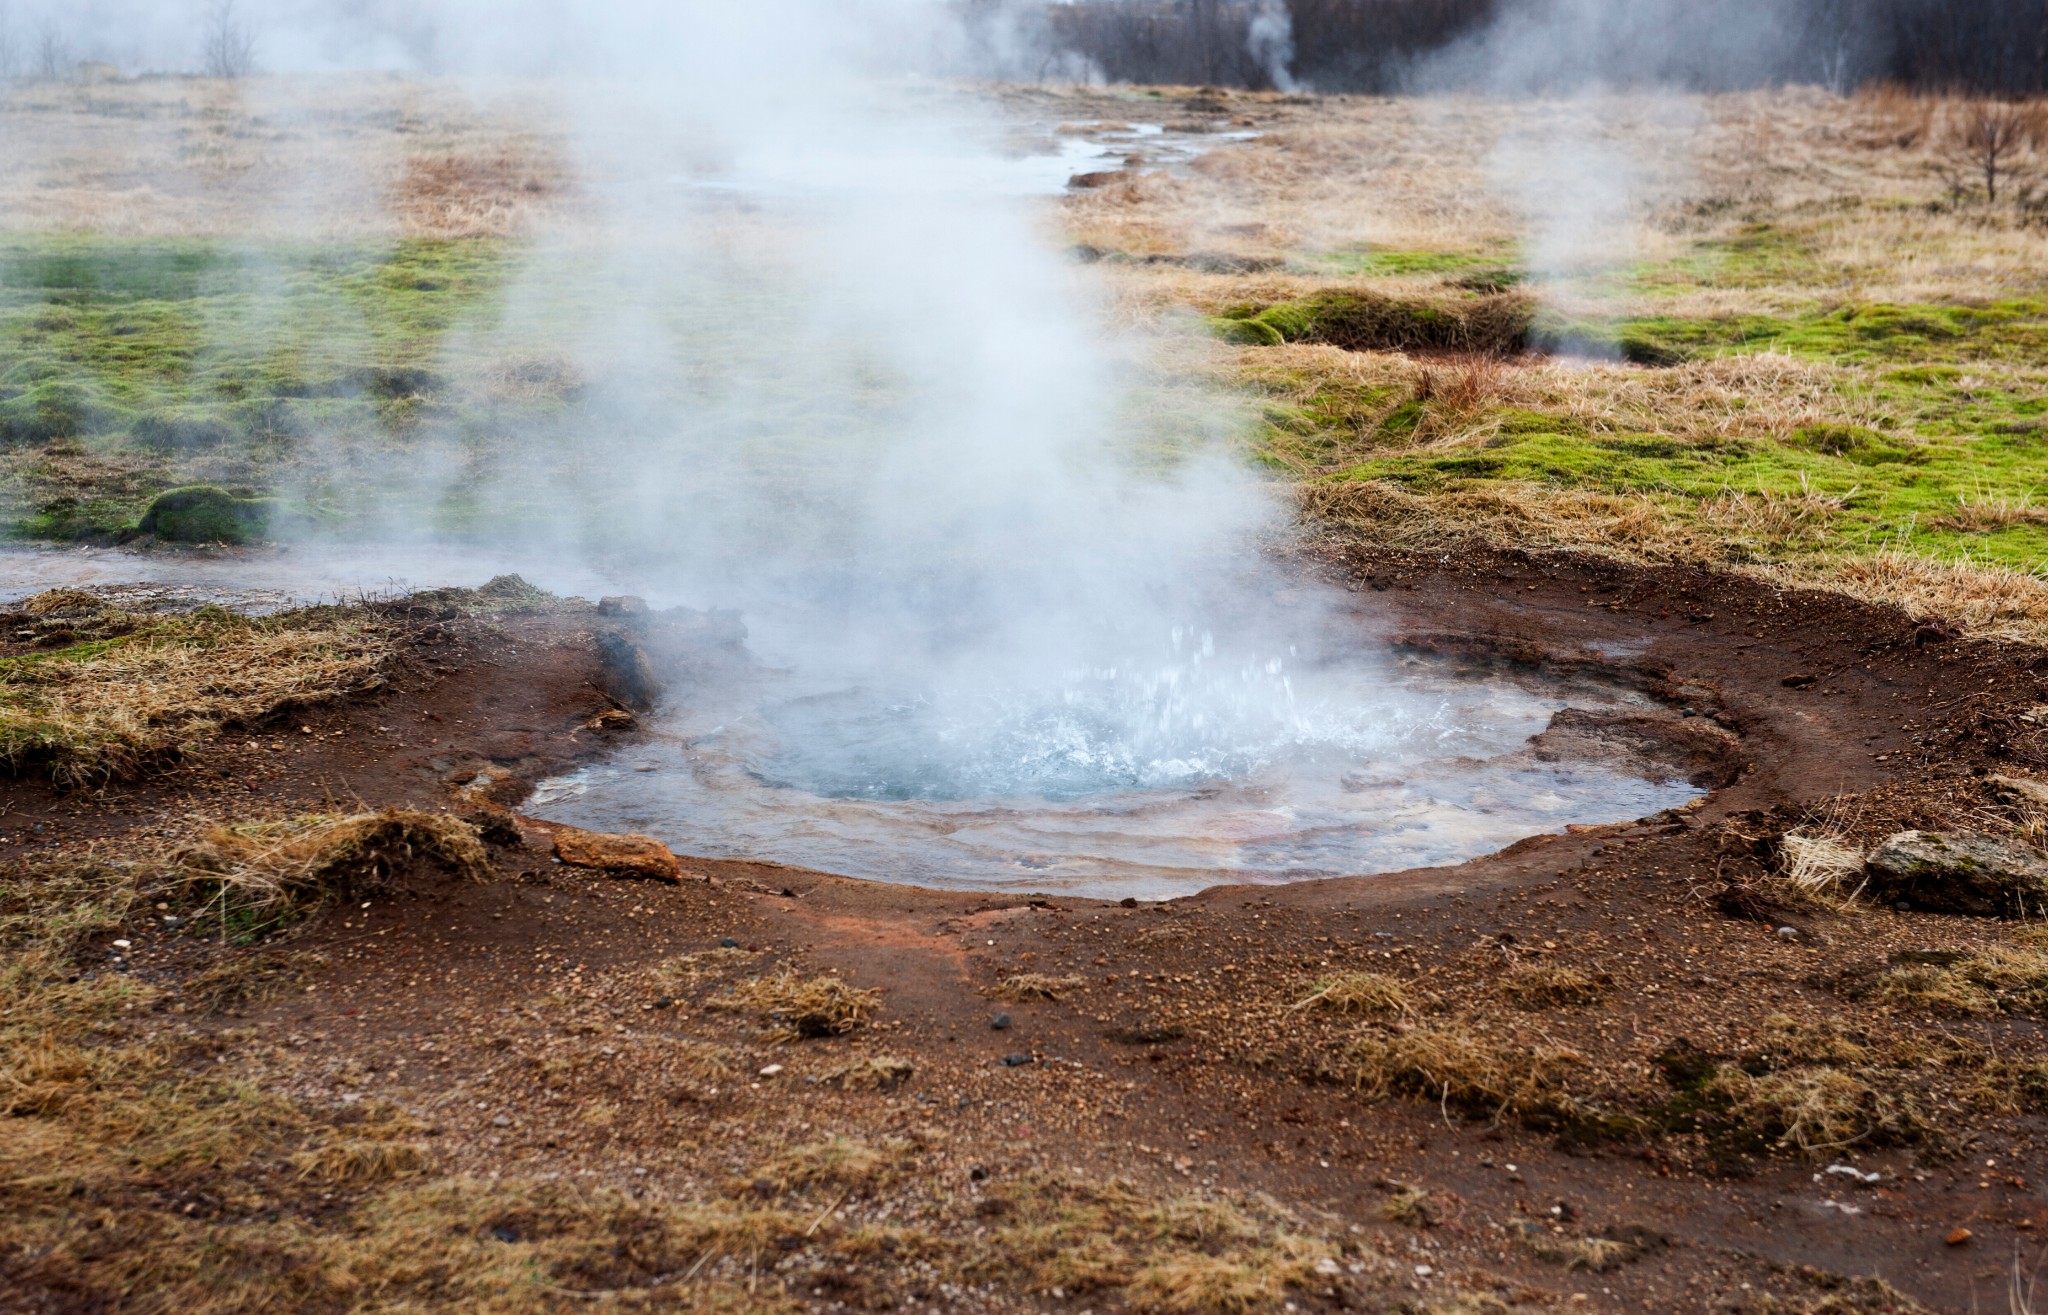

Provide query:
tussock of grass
left=0, top=601, right=391, bottom=786
left=648, top=945, right=752, bottom=993
left=1703, top=1065, right=1922, bottom=1156
left=986, top=972, right=1088, bottom=1002
left=176, top=809, right=488, bottom=937
left=1781, top=831, right=1869, bottom=904
left=1328, top=1022, right=1585, bottom=1125
left=714, top=968, right=880, bottom=1041
left=291, top=1136, right=431, bottom=1185
left=819, top=1056, right=915, bottom=1091
left=1498, top=963, right=1607, bottom=1009
left=1873, top=940, right=2048, bottom=1016
left=180, top=948, right=327, bottom=1011
left=747, top=1135, right=912, bottom=1194
left=1752, top=1015, right=1874, bottom=1067
left=969, top=1174, right=1341, bottom=1312
left=1293, top=970, right=1415, bottom=1016
left=1377, top=1181, right=1434, bottom=1226
left=1513, top=1220, right=1662, bottom=1272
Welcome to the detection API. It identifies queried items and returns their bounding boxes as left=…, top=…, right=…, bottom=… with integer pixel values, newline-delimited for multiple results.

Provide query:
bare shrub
left=1942, top=100, right=2044, bottom=203
left=200, top=0, right=257, bottom=79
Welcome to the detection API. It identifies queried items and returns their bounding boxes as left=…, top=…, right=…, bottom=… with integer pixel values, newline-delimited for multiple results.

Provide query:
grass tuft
left=1498, top=964, right=1608, bottom=1009
left=1293, top=970, right=1416, bottom=1016
left=0, top=601, right=390, bottom=786
left=987, top=972, right=1088, bottom=1002
left=176, top=809, right=488, bottom=938
left=714, top=968, right=880, bottom=1041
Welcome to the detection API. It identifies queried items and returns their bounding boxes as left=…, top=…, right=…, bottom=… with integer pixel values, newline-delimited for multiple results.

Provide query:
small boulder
left=1863, top=830, right=2048, bottom=917
left=595, top=632, right=660, bottom=711
left=551, top=826, right=681, bottom=882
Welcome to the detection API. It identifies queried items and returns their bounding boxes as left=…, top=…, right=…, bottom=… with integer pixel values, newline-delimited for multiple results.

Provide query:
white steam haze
left=0, top=0, right=1709, bottom=891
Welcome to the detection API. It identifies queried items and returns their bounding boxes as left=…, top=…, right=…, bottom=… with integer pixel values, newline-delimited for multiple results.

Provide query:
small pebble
left=969, top=1165, right=988, bottom=1181
left=1776, top=926, right=1799, bottom=939
left=1001, top=1053, right=1034, bottom=1067
left=758, top=1063, right=784, bottom=1078
left=992, top=1013, right=1012, bottom=1030
left=719, top=936, right=740, bottom=948
left=112, top=939, right=131, bottom=949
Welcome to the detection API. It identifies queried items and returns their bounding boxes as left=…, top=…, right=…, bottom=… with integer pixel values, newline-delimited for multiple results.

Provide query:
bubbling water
left=531, top=612, right=1701, bottom=899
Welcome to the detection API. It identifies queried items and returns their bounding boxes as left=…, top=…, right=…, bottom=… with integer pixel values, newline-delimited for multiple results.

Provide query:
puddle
left=532, top=612, right=1702, bottom=901
left=0, top=543, right=635, bottom=614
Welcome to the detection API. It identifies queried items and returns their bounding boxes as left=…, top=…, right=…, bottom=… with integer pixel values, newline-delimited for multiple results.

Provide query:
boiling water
left=532, top=620, right=1699, bottom=900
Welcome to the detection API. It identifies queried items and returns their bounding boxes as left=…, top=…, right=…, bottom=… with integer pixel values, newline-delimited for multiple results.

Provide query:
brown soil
left=20, top=545, right=2048, bottom=1313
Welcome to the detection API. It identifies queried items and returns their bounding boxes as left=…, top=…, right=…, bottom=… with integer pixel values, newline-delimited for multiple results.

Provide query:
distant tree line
left=1002, top=0, right=2048, bottom=94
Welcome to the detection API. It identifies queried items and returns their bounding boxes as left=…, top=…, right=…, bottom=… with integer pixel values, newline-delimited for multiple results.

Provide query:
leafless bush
left=31, top=19, right=66, bottom=83
left=201, top=0, right=257, bottom=79
left=1934, top=99, right=2045, bottom=203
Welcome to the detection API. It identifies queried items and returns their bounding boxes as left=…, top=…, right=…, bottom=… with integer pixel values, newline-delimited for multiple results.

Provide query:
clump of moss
left=134, top=485, right=273, bottom=544
left=1216, top=290, right=1533, bottom=355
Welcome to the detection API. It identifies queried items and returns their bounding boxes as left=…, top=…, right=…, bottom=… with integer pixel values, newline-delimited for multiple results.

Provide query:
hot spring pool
left=527, top=618, right=1704, bottom=900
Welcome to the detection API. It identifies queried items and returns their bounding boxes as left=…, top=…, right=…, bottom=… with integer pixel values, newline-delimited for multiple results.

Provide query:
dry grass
left=1704, top=1065, right=1922, bottom=1157
left=1293, top=970, right=1416, bottom=1016
left=986, top=972, right=1088, bottom=1002
left=714, top=968, right=881, bottom=1041
left=1780, top=830, right=1870, bottom=905
left=1874, top=940, right=2048, bottom=1016
left=1377, top=1181, right=1435, bottom=1226
left=818, top=1056, right=915, bottom=1091
left=1497, top=964, right=1608, bottom=1010
left=0, top=600, right=392, bottom=786
left=970, top=1173, right=1342, bottom=1312
left=1329, top=1022, right=1585, bottom=1126
left=175, top=810, right=489, bottom=936
left=1513, top=1221, right=1660, bottom=1273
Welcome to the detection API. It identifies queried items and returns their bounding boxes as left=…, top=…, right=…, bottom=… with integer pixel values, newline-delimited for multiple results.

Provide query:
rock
left=1946, top=1227, right=1973, bottom=1246
left=1780, top=673, right=1816, bottom=689
left=1001, top=1053, right=1035, bottom=1067
left=1068, top=170, right=1127, bottom=189
left=719, top=936, right=740, bottom=948
left=551, top=826, right=682, bottom=882
left=991, top=1013, right=1012, bottom=1031
left=595, top=632, right=661, bottom=711
left=598, top=595, right=649, bottom=617
left=1989, top=774, right=2048, bottom=810
left=1864, top=830, right=2048, bottom=918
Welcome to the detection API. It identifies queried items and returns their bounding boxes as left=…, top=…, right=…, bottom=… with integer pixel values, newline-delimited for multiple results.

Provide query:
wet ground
left=19, top=541, right=2048, bottom=1311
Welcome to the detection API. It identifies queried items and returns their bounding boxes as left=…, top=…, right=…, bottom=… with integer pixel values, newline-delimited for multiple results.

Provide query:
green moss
left=1300, top=247, right=1492, bottom=278
left=135, top=486, right=273, bottom=544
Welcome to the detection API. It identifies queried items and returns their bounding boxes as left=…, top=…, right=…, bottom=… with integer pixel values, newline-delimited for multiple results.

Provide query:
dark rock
left=1864, top=830, right=2048, bottom=917
left=720, top=936, right=740, bottom=948
left=1119, top=897, right=1138, bottom=908
left=1068, top=170, right=1125, bottom=189
left=595, top=632, right=661, bottom=711
left=1001, top=1053, right=1034, bottom=1067
left=1780, top=673, right=1816, bottom=689
left=991, top=1013, right=1012, bottom=1031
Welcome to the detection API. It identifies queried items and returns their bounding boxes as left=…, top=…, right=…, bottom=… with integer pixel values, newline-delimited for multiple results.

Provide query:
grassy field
left=8, top=80, right=2048, bottom=637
